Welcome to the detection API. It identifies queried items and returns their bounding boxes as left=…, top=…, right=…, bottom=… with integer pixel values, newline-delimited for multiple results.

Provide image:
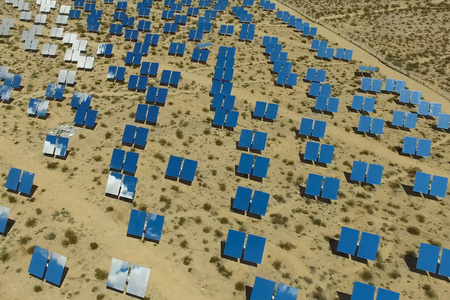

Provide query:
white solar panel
left=66, top=71, right=76, bottom=85
left=127, top=265, right=151, bottom=298
left=24, top=39, right=32, bottom=50
left=20, top=11, right=31, bottom=21
left=79, top=40, right=87, bottom=52
left=69, top=33, right=77, bottom=44
left=31, top=39, right=38, bottom=50
left=23, top=2, right=30, bottom=10
left=62, top=33, right=70, bottom=43
left=12, top=0, right=19, bottom=7
left=49, top=44, right=57, bottom=56
left=36, top=0, right=42, bottom=4
left=77, top=56, right=86, bottom=69
left=50, top=0, right=56, bottom=8
left=64, top=50, right=72, bottom=61
left=35, top=14, right=47, bottom=24
left=42, top=43, right=50, bottom=55
left=56, top=15, right=67, bottom=25
left=85, top=57, right=94, bottom=70
left=56, top=28, right=63, bottom=38
left=50, top=27, right=57, bottom=37
left=58, top=70, right=68, bottom=83
left=72, top=39, right=80, bottom=50
left=59, top=5, right=70, bottom=14
left=71, top=50, right=81, bottom=62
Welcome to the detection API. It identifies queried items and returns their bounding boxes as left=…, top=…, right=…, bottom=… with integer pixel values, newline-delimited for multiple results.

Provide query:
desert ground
left=0, top=0, right=449, bottom=299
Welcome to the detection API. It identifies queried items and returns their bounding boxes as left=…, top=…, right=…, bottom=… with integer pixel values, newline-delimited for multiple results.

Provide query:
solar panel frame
left=299, top=118, right=313, bottom=136
left=351, top=95, right=364, bottom=110
left=144, top=213, right=164, bottom=241
left=304, top=141, right=320, bottom=162
left=252, top=131, right=267, bottom=151
left=238, top=129, right=253, bottom=149
left=110, top=148, right=126, bottom=171
left=265, top=103, right=278, bottom=120
left=321, top=177, right=340, bottom=200
left=437, top=113, right=450, bottom=129
left=253, top=101, right=266, bottom=118
left=225, top=110, right=239, bottom=128
left=337, top=227, right=359, bottom=255
left=146, top=105, right=159, bottom=124
left=312, top=120, right=326, bottom=138
left=134, top=127, right=149, bottom=147
left=318, top=144, right=334, bottom=164
left=430, top=102, right=442, bottom=117
left=411, top=91, right=422, bottom=105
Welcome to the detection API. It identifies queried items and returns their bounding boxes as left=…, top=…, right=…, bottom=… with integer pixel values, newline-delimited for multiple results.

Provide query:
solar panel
left=127, top=209, right=146, bottom=237
left=416, top=139, right=431, bottom=157
left=312, top=120, right=326, bottom=138
left=252, top=156, right=270, bottom=178
left=110, top=149, right=126, bottom=171
left=166, top=155, right=183, bottom=178
left=237, top=153, right=254, bottom=175
left=357, top=232, right=380, bottom=261
left=416, top=243, right=440, bottom=273
left=107, top=258, right=129, bottom=291
left=144, top=213, right=164, bottom=241
left=413, top=172, right=431, bottom=194
left=179, top=159, right=198, bottom=182
left=18, top=171, right=34, bottom=195
left=337, top=227, right=359, bottom=255
left=249, top=191, right=269, bottom=216
left=0, top=206, right=10, bottom=234
left=127, top=265, right=151, bottom=298
left=318, top=144, right=334, bottom=164
left=438, top=248, right=450, bottom=277
left=252, top=131, right=267, bottom=151
left=105, top=172, right=123, bottom=196
left=437, top=113, right=450, bottom=129
left=366, top=164, right=383, bottom=185
left=305, top=173, right=322, bottom=197
left=238, top=129, right=253, bottom=149
left=376, top=288, right=400, bottom=300
left=120, top=175, right=137, bottom=199
left=123, top=152, right=139, bottom=174
left=44, top=252, right=67, bottom=286
left=250, top=277, right=276, bottom=300
left=224, top=229, right=246, bottom=259
left=28, top=246, right=49, bottom=279
left=430, top=103, right=442, bottom=117
left=55, top=137, right=69, bottom=157
left=430, top=176, right=448, bottom=198
left=243, top=234, right=266, bottom=264
left=233, top=186, right=252, bottom=212
left=321, top=177, right=340, bottom=200
left=304, top=141, right=319, bottom=162
left=351, top=282, right=376, bottom=300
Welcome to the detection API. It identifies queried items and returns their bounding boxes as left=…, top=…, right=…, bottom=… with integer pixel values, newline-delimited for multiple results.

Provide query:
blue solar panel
left=145, top=213, right=164, bottom=241
left=430, top=176, right=448, bottom=198
left=250, top=191, right=269, bottom=216
left=319, top=144, right=334, bottom=164
left=85, top=110, right=97, bottom=127
left=128, top=75, right=138, bottom=89
left=274, top=284, right=298, bottom=300
left=312, top=120, right=326, bottom=138
left=416, top=139, right=431, bottom=157
left=5, top=167, right=21, bottom=191
left=327, top=97, right=339, bottom=113
left=243, top=234, right=266, bottom=264
left=413, top=172, right=431, bottom=194
left=305, top=173, right=322, bottom=197
left=438, top=248, right=450, bottom=277
left=110, top=149, right=125, bottom=171
left=376, top=288, right=400, bottom=300
left=358, top=116, right=371, bottom=133
left=309, top=82, right=321, bottom=97
left=344, top=50, right=353, bottom=60
left=252, top=131, right=267, bottom=151
left=250, top=277, right=275, bottom=300
left=28, top=246, right=49, bottom=279
left=286, top=73, right=298, bottom=87
left=18, top=171, right=34, bottom=195
left=180, top=159, right=197, bottom=182
left=371, top=118, right=384, bottom=135
left=352, top=95, right=364, bottom=110
left=299, top=118, right=313, bottom=136
left=233, top=186, right=252, bottom=211
left=252, top=156, right=270, bottom=178
left=146, top=105, right=159, bottom=123
left=321, top=177, right=340, bottom=200
left=116, top=67, right=126, bottom=80
left=337, top=227, right=359, bottom=255
left=166, top=155, right=183, bottom=178
left=399, top=90, right=411, bottom=103
left=363, top=97, right=375, bottom=112
left=350, top=161, right=367, bottom=182
left=335, top=48, right=344, bottom=59
left=122, top=125, right=136, bottom=144
left=120, top=175, right=137, bottom=199
left=429, top=103, right=442, bottom=117
left=137, top=76, right=148, bottom=91
left=254, top=101, right=266, bottom=118
left=213, top=109, right=226, bottom=126
left=357, top=232, right=380, bottom=261
left=361, top=78, right=371, bottom=91
left=127, top=209, right=146, bottom=237
left=315, top=96, right=327, bottom=111
left=160, top=70, right=171, bottom=85
left=351, top=282, right=376, bottom=300
left=316, top=70, right=326, bottom=82
left=438, top=113, right=450, bottom=129
left=239, top=129, right=253, bottom=148
left=304, top=141, right=319, bottom=162
left=224, top=229, right=246, bottom=259
left=311, top=40, right=320, bottom=50
left=135, top=104, right=148, bottom=122
left=238, top=153, right=254, bottom=175
left=170, top=71, right=181, bottom=86
left=416, top=243, right=440, bottom=273
left=402, top=136, right=416, bottom=155
left=265, top=103, right=278, bottom=120
left=223, top=95, right=235, bottom=111
left=134, top=127, right=149, bottom=147
left=384, top=79, right=395, bottom=92
left=0, top=206, right=9, bottom=234
left=371, top=79, right=382, bottom=93
left=225, top=110, right=239, bottom=128
left=123, top=152, right=139, bottom=174
left=404, top=113, right=417, bottom=129
left=366, top=164, right=383, bottom=186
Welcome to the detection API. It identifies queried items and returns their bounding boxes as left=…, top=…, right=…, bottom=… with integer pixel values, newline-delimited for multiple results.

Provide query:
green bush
left=94, top=268, right=108, bottom=280
left=90, top=242, right=99, bottom=250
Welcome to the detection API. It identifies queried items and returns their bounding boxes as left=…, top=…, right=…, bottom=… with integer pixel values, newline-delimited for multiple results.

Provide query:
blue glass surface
left=44, top=252, right=67, bottom=286
left=350, top=161, right=367, bottom=182
left=322, top=177, right=340, bottom=200
left=180, top=159, right=198, bottom=182
left=413, top=172, right=431, bottom=194
left=361, top=77, right=372, bottom=91
left=376, top=288, right=400, bottom=300
left=305, top=173, right=323, bottom=197
left=416, top=139, right=431, bottom=157
left=363, top=97, right=375, bottom=112
left=135, top=104, right=148, bottom=122
left=304, top=141, right=320, bottom=162
left=213, top=109, right=226, bottom=126
left=404, top=113, right=417, bottom=129
left=299, top=118, right=313, bottom=136
left=371, top=118, right=384, bottom=135
left=438, top=248, right=450, bottom=277
left=166, top=155, right=183, bottom=178
left=437, top=113, right=450, bottom=129
left=110, top=148, right=126, bottom=171
left=239, top=129, right=253, bottom=148
left=28, top=246, right=49, bottom=279
left=237, top=153, right=254, bottom=175
left=250, top=277, right=275, bottom=300
left=430, top=176, right=448, bottom=198
left=146, top=105, right=159, bottom=123
left=252, top=156, right=270, bottom=178
left=252, top=131, right=267, bottom=151
left=233, top=186, right=252, bottom=212
left=137, top=76, right=148, bottom=91
left=351, top=95, right=364, bottom=110
left=312, top=120, right=326, bottom=138
left=134, top=127, right=149, bottom=147
left=224, top=229, right=246, bottom=259
left=5, top=167, right=21, bottom=191
left=366, top=164, right=383, bottom=185
left=399, top=90, right=411, bottom=103
left=85, top=110, right=97, bottom=127
left=357, top=232, right=380, bottom=261
left=160, top=70, right=171, bottom=85
left=265, top=103, right=279, bottom=120
left=384, top=79, right=395, bottom=92
left=429, top=103, right=442, bottom=117
left=127, top=209, right=147, bottom=237
left=249, top=191, right=269, bottom=216
left=275, top=284, right=298, bottom=300
left=123, top=152, right=139, bottom=174
left=327, top=97, right=339, bottom=113
left=243, top=234, right=266, bottom=264
left=392, top=111, right=405, bottom=127
left=254, top=101, right=267, bottom=118
left=351, top=282, right=376, bottom=300
left=371, top=79, right=382, bottom=93
left=416, top=243, right=440, bottom=273
left=225, top=110, right=239, bottom=128
left=319, top=144, right=334, bottom=164
left=337, top=227, right=360, bottom=255
left=315, top=96, right=327, bottom=111
left=120, top=175, right=137, bottom=200
left=122, top=125, right=136, bottom=144
left=18, top=171, right=34, bottom=195
left=402, top=136, right=417, bottom=155
left=145, top=213, right=164, bottom=241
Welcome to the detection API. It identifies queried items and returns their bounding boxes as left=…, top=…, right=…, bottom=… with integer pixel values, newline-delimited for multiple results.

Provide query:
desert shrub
left=94, top=268, right=108, bottom=280
left=46, top=162, right=59, bottom=170
left=272, top=260, right=282, bottom=270
left=235, top=281, right=245, bottom=291
left=407, top=226, right=421, bottom=235
left=90, top=242, right=99, bottom=250
left=279, top=242, right=296, bottom=251
left=180, top=240, right=188, bottom=248
left=182, top=256, right=192, bottom=265
left=25, top=217, right=37, bottom=228
left=34, top=285, right=42, bottom=292
left=65, top=229, right=78, bottom=244
left=360, top=269, right=373, bottom=281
